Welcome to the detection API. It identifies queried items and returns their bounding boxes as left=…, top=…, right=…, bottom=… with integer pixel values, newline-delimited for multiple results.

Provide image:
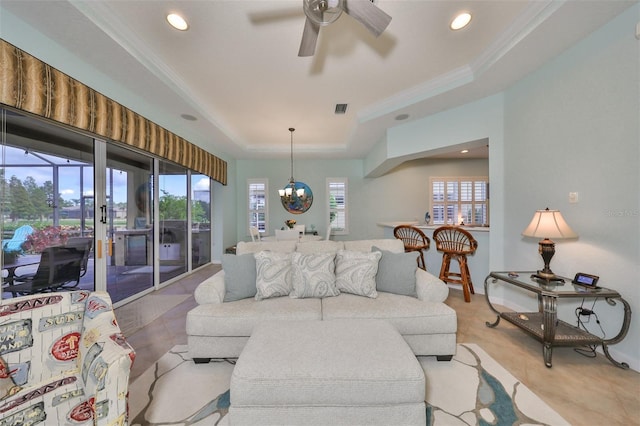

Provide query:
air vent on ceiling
left=335, top=104, right=348, bottom=114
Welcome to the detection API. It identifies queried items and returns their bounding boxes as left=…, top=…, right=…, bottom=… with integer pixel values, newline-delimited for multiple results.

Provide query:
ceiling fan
left=298, top=0, right=392, bottom=57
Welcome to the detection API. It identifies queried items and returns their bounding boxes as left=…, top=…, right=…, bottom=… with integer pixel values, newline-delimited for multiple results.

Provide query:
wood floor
left=118, top=264, right=640, bottom=426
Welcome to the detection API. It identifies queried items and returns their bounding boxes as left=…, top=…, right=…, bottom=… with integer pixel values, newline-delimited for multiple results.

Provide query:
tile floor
left=118, top=264, right=640, bottom=426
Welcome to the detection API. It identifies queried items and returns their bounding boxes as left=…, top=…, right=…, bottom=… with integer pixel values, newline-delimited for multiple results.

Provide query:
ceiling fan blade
left=298, top=17, right=320, bottom=57
left=343, top=0, right=391, bottom=37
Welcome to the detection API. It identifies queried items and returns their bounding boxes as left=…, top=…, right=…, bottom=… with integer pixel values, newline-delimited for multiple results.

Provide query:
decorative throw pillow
left=254, top=251, right=293, bottom=300
left=222, top=253, right=257, bottom=302
left=290, top=252, right=339, bottom=299
left=372, top=246, right=418, bottom=297
left=335, top=249, right=382, bottom=298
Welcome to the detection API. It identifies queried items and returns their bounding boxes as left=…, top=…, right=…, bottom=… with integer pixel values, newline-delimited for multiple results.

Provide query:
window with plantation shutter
left=248, top=179, right=268, bottom=235
left=430, top=177, right=489, bottom=226
left=327, top=178, right=348, bottom=235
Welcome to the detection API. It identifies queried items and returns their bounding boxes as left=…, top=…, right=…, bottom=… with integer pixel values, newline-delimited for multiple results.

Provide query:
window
left=327, top=178, right=348, bottom=235
left=430, top=177, right=488, bottom=226
left=248, top=179, right=268, bottom=234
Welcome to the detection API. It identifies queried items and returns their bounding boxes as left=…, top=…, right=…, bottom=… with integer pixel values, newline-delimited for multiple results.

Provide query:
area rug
left=115, top=294, right=191, bottom=337
left=129, top=343, right=568, bottom=426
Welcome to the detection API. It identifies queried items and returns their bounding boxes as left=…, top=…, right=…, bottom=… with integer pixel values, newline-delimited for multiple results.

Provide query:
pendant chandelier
left=279, top=128, right=313, bottom=213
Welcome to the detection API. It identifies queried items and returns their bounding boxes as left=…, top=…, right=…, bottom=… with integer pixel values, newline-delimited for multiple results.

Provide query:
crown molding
left=68, top=0, right=242, bottom=146
left=358, top=1, right=561, bottom=124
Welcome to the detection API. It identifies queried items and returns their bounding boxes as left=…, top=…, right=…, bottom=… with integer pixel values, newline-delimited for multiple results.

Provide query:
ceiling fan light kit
left=298, top=0, right=392, bottom=57
left=304, top=0, right=344, bottom=26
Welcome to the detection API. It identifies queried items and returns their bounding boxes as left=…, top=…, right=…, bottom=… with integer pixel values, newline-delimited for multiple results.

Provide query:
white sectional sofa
left=186, top=239, right=457, bottom=362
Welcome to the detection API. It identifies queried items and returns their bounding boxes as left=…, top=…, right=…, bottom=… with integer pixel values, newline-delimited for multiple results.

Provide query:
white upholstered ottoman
left=229, top=319, right=426, bottom=425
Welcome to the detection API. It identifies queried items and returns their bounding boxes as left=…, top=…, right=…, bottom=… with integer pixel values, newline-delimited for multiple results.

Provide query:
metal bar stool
left=393, top=225, right=430, bottom=270
left=433, top=226, right=478, bottom=302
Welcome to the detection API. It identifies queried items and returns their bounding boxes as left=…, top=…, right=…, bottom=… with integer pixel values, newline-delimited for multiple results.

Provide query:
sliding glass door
left=1, top=108, right=95, bottom=298
left=105, top=143, right=155, bottom=302
left=1, top=107, right=214, bottom=304
left=191, top=173, right=211, bottom=268
left=158, top=160, right=188, bottom=282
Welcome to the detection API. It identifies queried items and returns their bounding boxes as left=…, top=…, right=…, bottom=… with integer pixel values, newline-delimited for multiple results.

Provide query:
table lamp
left=522, top=208, right=577, bottom=281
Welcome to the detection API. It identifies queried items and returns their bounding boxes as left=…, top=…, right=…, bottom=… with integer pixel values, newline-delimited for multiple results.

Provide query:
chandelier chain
left=289, top=127, right=295, bottom=182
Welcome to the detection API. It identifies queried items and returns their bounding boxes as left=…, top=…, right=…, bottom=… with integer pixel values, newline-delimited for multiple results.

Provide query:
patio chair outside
left=1, top=224, right=34, bottom=254
left=65, top=237, right=93, bottom=279
left=8, top=245, right=87, bottom=295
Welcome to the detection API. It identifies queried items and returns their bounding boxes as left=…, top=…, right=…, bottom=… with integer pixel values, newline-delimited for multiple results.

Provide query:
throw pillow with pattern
left=335, top=249, right=382, bottom=298
left=290, top=252, right=340, bottom=299
left=254, top=251, right=292, bottom=300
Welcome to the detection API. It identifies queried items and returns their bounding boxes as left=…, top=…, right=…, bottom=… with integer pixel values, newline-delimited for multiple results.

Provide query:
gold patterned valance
left=0, top=39, right=227, bottom=185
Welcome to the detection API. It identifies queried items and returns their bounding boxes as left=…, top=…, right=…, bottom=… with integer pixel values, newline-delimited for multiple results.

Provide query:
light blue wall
left=362, top=4, right=639, bottom=369
left=365, top=94, right=504, bottom=177
left=369, top=94, right=507, bottom=275
left=368, top=4, right=639, bottom=369
left=237, top=157, right=488, bottom=242
left=236, top=158, right=363, bottom=240
left=501, top=4, right=639, bottom=370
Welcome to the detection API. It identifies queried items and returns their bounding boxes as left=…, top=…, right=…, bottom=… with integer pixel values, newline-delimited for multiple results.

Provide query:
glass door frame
left=93, top=138, right=107, bottom=293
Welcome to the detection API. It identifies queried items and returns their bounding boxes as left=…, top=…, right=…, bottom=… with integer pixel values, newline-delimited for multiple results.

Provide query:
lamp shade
left=522, top=208, right=577, bottom=239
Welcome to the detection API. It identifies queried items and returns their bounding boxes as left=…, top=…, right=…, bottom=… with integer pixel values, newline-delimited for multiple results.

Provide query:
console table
left=484, top=271, right=631, bottom=369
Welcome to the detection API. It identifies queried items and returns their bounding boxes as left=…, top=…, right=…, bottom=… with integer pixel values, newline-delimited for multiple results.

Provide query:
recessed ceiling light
left=450, top=12, right=472, bottom=30
left=395, top=113, right=410, bottom=121
left=461, top=149, right=469, bottom=154
left=181, top=114, right=197, bottom=121
left=167, top=13, right=189, bottom=31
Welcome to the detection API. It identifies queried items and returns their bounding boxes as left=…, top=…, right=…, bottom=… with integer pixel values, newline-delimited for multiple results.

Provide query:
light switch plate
left=569, top=192, right=579, bottom=203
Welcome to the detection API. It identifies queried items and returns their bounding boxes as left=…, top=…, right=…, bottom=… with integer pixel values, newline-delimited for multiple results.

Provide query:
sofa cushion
left=186, top=297, right=322, bottom=336
left=255, top=251, right=293, bottom=300
left=222, top=253, right=257, bottom=302
left=322, top=293, right=458, bottom=335
left=295, top=240, right=344, bottom=254
left=343, top=239, right=404, bottom=253
left=290, top=252, right=340, bottom=299
left=334, top=250, right=381, bottom=298
left=373, top=246, right=418, bottom=298
left=236, top=241, right=297, bottom=255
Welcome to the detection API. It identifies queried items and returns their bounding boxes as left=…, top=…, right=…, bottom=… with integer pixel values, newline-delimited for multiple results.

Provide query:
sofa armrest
left=194, top=270, right=226, bottom=305
left=415, top=269, right=449, bottom=303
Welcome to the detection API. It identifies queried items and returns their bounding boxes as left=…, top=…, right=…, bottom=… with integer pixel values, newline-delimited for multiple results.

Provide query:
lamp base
left=533, top=239, right=564, bottom=283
